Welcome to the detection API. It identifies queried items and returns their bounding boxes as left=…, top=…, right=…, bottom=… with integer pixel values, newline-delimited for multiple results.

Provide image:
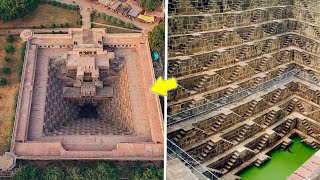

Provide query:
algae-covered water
left=239, top=136, right=317, bottom=180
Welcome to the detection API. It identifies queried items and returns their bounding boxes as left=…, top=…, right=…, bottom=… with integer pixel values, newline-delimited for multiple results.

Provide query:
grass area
left=0, top=4, right=80, bottom=29
left=92, top=24, right=140, bottom=33
left=0, top=36, right=23, bottom=154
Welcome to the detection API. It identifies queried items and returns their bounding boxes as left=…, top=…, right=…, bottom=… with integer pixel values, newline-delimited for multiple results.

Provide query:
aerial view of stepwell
left=167, top=0, right=320, bottom=179
left=0, top=0, right=164, bottom=179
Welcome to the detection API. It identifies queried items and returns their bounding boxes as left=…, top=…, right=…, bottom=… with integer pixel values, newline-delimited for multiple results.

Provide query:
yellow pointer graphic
left=151, top=77, right=178, bottom=96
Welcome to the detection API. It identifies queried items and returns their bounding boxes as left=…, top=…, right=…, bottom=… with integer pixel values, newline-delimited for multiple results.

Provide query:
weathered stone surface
left=168, top=0, right=320, bottom=179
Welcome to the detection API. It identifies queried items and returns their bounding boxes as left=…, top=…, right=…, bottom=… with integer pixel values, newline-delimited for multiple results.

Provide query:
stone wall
left=43, top=63, right=78, bottom=134
left=107, top=62, right=134, bottom=132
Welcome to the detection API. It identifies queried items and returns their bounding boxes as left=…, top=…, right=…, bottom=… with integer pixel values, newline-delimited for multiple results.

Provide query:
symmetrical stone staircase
left=263, top=110, right=277, bottom=127
left=168, top=0, right=320, bottom=179
left=270, top=89, right=282, bottom=103
left=301, top=119, right=314, bottom=135
left=49, top=118, right=132, bottom=136
left=172, top=129, right=187, bottom=143
left=211, top=114, right=227, bottom=132
left=256, top=57, right=269, bottom=71
left=281, top=119, right=294, bottom=135
left=235, top=125, right=250, bottom=143
left=256, top=134, right=269, bottom=150
left=266, top=21, right=280, bottom=35
left=225, top=152, right=240, bottom=170
left=198, top=141, right=215, bottom=161
left=244, top=100, right=258, bottom=117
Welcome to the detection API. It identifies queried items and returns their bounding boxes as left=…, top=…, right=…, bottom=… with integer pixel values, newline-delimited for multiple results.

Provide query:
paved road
left=57, top=0, right=158, bottom=31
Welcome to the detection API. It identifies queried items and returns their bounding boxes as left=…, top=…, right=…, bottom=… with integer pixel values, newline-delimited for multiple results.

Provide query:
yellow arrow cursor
left=151, top=77, right=178, bottom=96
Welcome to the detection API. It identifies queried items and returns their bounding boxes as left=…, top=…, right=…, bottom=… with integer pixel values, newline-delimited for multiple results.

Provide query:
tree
left=65, top=23, right=70, bottom=27
left=66, top=167, right=84, bottom=180
left=2, top=67, right=11, bottom=74
left=51, top=23, right=56, bottom=28
left=0, top=0, right=38, bottom=21
left=105, top=16, right=112, bottom=22
left=129, top=23, right=135, bottom=29
left=96, top=163, right=120, bottom=180
left=0, top=78, right=7, bottom=86
left=6, top=34, right=14, bottom=43
left=4, top=57, right=10, bottom=62
left=116, top=19, right=123, bottom=26
left=83, top=168, right=97, bottom=180
left=79, top=20, right=83, bottom=26
left=138, top=0, right=159, bottom=12
left=124, top=22, right=130, bottom=28
left=100, top=13, right=106, bottom=19
left=5, top=44, right=15, bottom=53
left=13, top=163, right=42, bottom=180
left=133, top=166, right=163, bottom=180
left=148, top=22, right=165, bottom=52
left=110, top=17, right=117, bottom=24
left=44, top=166, right=65, bottom=180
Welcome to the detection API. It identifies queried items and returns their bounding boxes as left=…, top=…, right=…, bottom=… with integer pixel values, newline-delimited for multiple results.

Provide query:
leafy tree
left=2, top=67, right=11, bottom=74
left=60, top=23, right=64, bottom=28
left=79, top=20, right=83, bottom=26
left=116, top=19, right=123, bottom=25
left=0, top=78, right=7, bottom=85
left=96, top=163, right=120, bottom=180
left=133, top=166, right=163, bottom=180
left=65, top=23, right=70, bottom=27
left=66, top=167, right=84, bottom=180
left=83, top=168, right=97, bottom=180
left=110, top=17, right=117, bottom=24
left=105, top=16, right=112, bottom=22
left=40, top=24, right=45, bottom=29
left=51, top=23, right=56, bottom=28
left=124, top=22, right=130, bottom=28
left=5, top=44, right=15, bottom=53
left=6, top=34, right=14, bottom=43
left=129, top=23, right=135, bottom=29
left=4, top=57, right=10, bottom=62
left=148, top=22, right=164, bottom=52
left=13, top=163, right=42, bottom=180
left=138, top=0, right=159, bottom=12
left=44, top=166, right=65, bottom=180
left=100, top=13, right=106, bottom=19
left=0, top=0, right=38, bottom=21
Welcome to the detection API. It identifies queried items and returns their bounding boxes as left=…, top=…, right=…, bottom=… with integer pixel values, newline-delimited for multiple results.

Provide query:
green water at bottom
left=239, top=136, right=317, bottom=180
